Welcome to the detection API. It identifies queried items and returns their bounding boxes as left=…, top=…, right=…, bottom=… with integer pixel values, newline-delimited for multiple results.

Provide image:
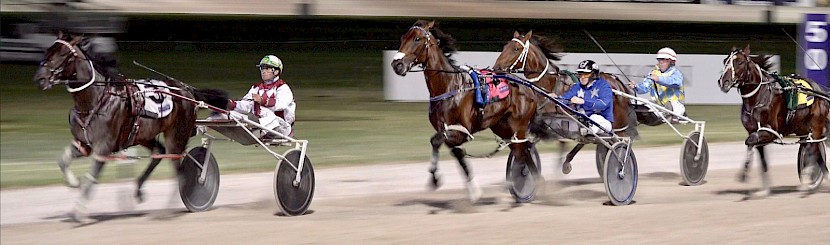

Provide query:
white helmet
left=656, top=47, right=677, bottom=61
left=257, top=55, right=284, bottom=71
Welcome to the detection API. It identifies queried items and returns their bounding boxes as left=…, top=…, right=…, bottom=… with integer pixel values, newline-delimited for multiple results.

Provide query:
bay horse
left=718, top=46, right=829, bottom=196
left=390, top=20, right=541, bottom=202
left=493, top=30, right=639, bottom=174
left=34, top=32, right=227, bottom=221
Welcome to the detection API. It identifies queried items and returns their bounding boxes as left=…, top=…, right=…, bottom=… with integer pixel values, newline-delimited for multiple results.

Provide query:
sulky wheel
left=595, top=143, right=610, bottom=178
left=680, top=131, right=709, bottom=186
left=602, top=141, right=638, bottom=206
left=797, top=142, right=826, bottom=191
left=274, top=149, right=315, bottom=216
left=179, top=146, right=221, bottom=212
left=505, top=143, right=542, bottom=203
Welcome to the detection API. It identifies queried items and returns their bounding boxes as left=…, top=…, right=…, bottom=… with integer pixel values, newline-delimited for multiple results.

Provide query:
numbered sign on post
left=799, top=13, right=830, bottom=89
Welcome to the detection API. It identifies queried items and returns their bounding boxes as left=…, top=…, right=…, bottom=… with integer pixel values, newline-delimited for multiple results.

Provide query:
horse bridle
left=720, top=50, right=771, bottom=98
left=42, top=39, right=98, bottom=93
left=507, top=38, right=549, bottom=83
left=394, top=26, right=433, bottom=71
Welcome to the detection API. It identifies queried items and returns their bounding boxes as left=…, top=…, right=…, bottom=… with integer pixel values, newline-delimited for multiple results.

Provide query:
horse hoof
left=64, top=175, right=80, bottom=188
left=466, top=179, right=482, bottom=204
left=562, top=162, right=572, bottom=175
left=427, top=177, right=442, bottom=191
left=735, top=173, right=748, bottom=183
left=134, top=190, right=145, bottom=203
left=752, top=189, right=770, bottom=198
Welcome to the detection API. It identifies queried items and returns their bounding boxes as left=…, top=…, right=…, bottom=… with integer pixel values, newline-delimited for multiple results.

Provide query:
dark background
left=2, top=13, right=799, bottom=61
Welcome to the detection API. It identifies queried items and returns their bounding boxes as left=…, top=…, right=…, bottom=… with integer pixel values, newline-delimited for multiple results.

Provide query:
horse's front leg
left=428, top=133, right=446, bottom=191
left=445, top=130, right=479, bottom=203
left=753, top=145, right=771, bottom=198
left=737, top=145, right=754, bottom=183
left=135, top=139, right=165, bottom=203
left=58, top=141, right=89, bottom=188
left=71, top=158, right=106, bottom=223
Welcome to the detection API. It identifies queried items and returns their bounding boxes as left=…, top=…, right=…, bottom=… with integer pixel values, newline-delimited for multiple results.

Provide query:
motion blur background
left=3, top=0, right=827, bottom=76
left=0, top=0, right=827, bottom=187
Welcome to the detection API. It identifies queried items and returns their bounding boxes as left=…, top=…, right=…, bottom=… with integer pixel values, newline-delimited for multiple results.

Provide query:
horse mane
left=749, top=54, right=775, bottom=72
left=414, top=20, right=458, bottom=66
left=529, top=34, right=563, bottom=61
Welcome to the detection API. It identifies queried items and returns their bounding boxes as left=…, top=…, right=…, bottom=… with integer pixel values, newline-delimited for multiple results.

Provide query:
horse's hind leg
left=561, top=143, right=585, bottom=175
left=58, top=141, right=89, bottom=188
left=428, top=133, right=446, bottom=190
left=72, top=159, right=105, bottom=222
left=135, top=139, right=165, bottom=203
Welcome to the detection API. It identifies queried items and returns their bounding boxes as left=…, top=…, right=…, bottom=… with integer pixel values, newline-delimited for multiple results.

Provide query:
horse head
left=34, top=32, right=95, bottom=91
left=493, top=30, right=535, bottom=73
left=718, top=45, right=753, bottom=93
left=391, top=20, right=438, bottom=76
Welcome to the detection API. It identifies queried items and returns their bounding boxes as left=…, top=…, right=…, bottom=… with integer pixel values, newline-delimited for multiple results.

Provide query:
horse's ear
left=743, top=44, right=751, bottom=54
left=68, top=33, right=85, bottom=45
left=426, top=20, right=435, bottom=30
left=513, top=31, right=520, bottom=38
left=525, top=30, right=533, bottom=40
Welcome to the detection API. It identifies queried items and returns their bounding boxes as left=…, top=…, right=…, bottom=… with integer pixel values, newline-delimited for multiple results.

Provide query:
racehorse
left=34, top=32, right=227, bottom=221
left=493, top=30, right=640, bottom=174
left=718, top=45, right=829, bottom=196
left=390, top=20, right=541, bottom=202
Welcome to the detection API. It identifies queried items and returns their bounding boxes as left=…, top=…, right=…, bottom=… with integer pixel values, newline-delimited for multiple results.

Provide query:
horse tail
left=603, top=73, right=640, bottom=140
left=191, top=88, right=230, bottom=110
left=624, top=103, right=640, bottom=140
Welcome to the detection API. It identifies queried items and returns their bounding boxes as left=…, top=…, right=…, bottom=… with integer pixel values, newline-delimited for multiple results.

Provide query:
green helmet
left=257, top=55, right=283, bottom=71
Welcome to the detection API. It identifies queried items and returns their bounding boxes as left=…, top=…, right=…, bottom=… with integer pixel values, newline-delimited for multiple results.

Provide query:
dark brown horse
left=34, top=32, right=226, bottom=221
left=391, top=20, right=541, bottom=202
left=718, top=46, right=829, bottom=196
left=493, top=30, right=639, bottom=174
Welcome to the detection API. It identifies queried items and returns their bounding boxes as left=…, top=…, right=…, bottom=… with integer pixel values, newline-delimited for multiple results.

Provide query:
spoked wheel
left=602, top=141, right=638, bottom=206
left=505, top=143, right=542, bottom=203
left=274, top=149, right=315, bottom=216
left=595, top=143, right=610, bottom=178
left=680, top=131, right=709, bottom=186
left=797, top=142, right=827, bottom=191
left=179, top=146, right=221, bottom=212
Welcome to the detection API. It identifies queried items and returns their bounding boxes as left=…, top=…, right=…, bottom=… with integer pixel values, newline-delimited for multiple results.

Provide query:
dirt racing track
left=1, top=142, right=829, bottom=244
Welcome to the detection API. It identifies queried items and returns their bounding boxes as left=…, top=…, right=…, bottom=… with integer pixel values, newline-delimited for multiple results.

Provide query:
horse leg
left=798, top=143, right=824, bottom=192
left=58, top=141, right=89, bottom=188
left=445, top=130, right=479, bottom=203
left=135, top=139, right=165, bottom=203
left=736, top=145, right=754, bottom=183
left=427, top=133, right=446, bottom=190
left=71, top=159, right=105, bottom=223
left=560, top=143, right=585, bottom=175
left=450, top=146, right=481, bottom=203
left=754, top=145, right=771, bottom=198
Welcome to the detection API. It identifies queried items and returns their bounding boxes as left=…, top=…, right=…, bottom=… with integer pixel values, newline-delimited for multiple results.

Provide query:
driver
left=219, top=55, right=296, bottom=138
left=628, top=47, right=686, bottom=123
left=560, top=60, right=614, bottom=135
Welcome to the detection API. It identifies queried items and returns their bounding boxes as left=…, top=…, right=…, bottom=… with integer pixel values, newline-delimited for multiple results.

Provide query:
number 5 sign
left=799, top=14, right=829, bottom=89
